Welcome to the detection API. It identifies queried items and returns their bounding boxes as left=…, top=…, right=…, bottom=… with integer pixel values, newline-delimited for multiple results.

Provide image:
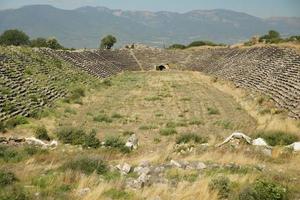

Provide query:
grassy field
left=1, top=71, right=300, bottom=200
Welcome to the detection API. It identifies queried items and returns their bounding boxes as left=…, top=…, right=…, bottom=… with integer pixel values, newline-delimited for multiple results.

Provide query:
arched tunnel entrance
left=155, top=64, right=169, bottom=71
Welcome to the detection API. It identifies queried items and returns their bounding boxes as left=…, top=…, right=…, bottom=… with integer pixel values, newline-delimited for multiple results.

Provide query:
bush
left=35, top=126, right=50, bottom=141
left=65, top=87, right=85, bottom=103
left=0, top=29, right=30, bottom=46
left=176, top=133, right=208, bottom=144
left=5, top=116, right=28, bottom=129
left=56, top=127, right=100, bottom=148
left=255, top=131, right=298, bottom=146
left=56, top=127, right=86, bottom=145
left=104, top=136, right=130, bottom=153
left=83, top=130, right=101, bottom=148
left=0, top=170, right=17, bottom=187
left=238, top=179, right=287, bottom=200
left=0, top=122, right=6, bottom=133
left=62, top=157, right=108, bottom=175
left=209, top=176, right=231, bottom=199
left=159, top=127, right=177, bottom=136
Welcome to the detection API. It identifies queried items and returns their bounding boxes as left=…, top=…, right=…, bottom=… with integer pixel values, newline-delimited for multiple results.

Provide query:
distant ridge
left=0, top=5, right=299, bottom=48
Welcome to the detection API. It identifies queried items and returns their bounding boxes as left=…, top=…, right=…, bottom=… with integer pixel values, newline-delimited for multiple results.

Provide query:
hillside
left=0, top=5, right=300, bottom=48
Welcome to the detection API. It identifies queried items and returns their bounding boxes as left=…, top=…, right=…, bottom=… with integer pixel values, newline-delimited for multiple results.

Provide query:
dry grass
left=2, top=71, right=300, bottom=199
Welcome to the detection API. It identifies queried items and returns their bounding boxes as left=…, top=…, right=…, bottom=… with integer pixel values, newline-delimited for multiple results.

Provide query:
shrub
left=104, top=136, right=130, bottom=153
left=0, top=29, right=30, bottom=46
left=56, top=127, right=100, bottom=148
left=207, top=107, right=220, bottom=115
left=62, top=157, right=108, bottom=175
left=238, top=179, right=287, bottom=200
left=56, top=127, right=86, bottom=145
left=104, top=136, right=125, bottom=148
left=159, top=127, right=177, bottom=136
left=34, top=126, right=50, bottom=141
left=5, top=116, right=28, bottom=129
left=188, top=119, right=204, bottom=126
left=83, top=130, right=100, bottom=148
left=93, top=114, right=113, bottom=123
left=209, top=176, right=231, bottom=199
left=255, top=131, right=298, bottom=146
left=65, top=87, right=85, bottom=103
left=102, top=79, right=112, bottom=86
left=0, top=170, right=17, bottom=187
left=176, top=133, right=208, bottom=144
left=0, top=146, right=23, bottom=162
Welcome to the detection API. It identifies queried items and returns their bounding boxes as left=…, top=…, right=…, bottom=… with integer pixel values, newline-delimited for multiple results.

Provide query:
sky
left=0, top=0, right=300, bottom=18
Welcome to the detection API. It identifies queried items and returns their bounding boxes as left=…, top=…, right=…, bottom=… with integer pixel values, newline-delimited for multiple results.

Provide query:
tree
left=30, top=37, right=48, bottom=48
left=168, top=44, right=186, bottom=49
left=0, top=29, right=30, bottom=46
left=46, top=37, right=64, bottom=49
left=100, top=35, right=117, bottom=49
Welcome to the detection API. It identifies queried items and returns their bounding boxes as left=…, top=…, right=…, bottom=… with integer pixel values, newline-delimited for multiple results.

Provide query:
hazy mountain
left=0, top=5, right=299, bottom=48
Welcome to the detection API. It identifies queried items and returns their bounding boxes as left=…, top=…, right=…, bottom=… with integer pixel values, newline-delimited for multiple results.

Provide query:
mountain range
left=0, top=5, right=300, bottom=48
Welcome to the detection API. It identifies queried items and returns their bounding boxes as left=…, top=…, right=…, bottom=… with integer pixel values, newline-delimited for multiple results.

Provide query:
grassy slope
left=1, top=71, right=300, bottom=199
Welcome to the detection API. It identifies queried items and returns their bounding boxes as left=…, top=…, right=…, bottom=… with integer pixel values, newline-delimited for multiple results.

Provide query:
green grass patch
left=139, top=125, right=158, bottom=130
left=214, top=120, right=234, bottom=129
left=62, top=157, right=108, bottom=175
left=144, top=96, right=162, bottom=101
left=207, top=107, right=220, bottom=115
left=176, top=133, right=208, bottom=144
left=159, top=127, right=177, bottom=136
left=165, top=169, right=199, bottom=182
left=0, top=170, right=17, bottom=187
left=254, top=131, right=298, bottom=146
left=93, top=114, right=113, bottom=123
left=103, top=188, right=133, bottom=200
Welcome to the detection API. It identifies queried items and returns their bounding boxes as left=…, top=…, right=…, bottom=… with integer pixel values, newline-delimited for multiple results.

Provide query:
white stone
left=170, top=160, right=182, bottom=168
left=252, top=138, right=268, bottom=146
left=122, top=163, right=132, bottom=174
left=216, top=132, right=252, bottom=147
left=196, top=162, right=207, bottom=170
left=286, top=142, right=300, bottom=151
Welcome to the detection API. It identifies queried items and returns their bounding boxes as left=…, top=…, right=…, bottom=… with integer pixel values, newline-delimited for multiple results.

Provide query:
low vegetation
left=255, top=131, right=298, bottom=146
left=62, top=157, right=108, bottom=175
left=176, top=133, right=208, bottom=144
left=34, top=126, right=50, bottom=141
